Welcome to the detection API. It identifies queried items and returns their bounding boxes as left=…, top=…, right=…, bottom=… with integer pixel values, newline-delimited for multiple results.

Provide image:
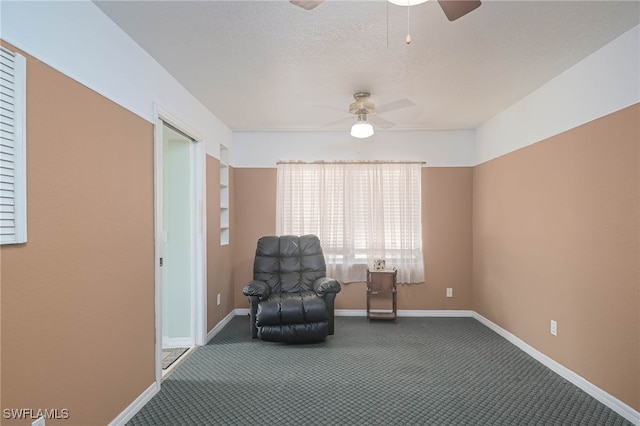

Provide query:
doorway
left=162, top=124, right=193, bottom=351
left=154, top=110, right=206, bottom=382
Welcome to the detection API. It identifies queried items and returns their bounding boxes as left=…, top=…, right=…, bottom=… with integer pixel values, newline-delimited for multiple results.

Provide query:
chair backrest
left=253, top=235, right=327, bottom=294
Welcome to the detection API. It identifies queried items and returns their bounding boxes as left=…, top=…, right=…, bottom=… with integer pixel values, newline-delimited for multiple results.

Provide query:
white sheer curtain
left=276, top=161, right=424, bottom=284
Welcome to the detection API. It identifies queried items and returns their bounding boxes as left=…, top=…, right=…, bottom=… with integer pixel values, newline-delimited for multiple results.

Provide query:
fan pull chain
left=405, top=0, right=412, bottom=44
left=386, top=0, right=389, bottom=48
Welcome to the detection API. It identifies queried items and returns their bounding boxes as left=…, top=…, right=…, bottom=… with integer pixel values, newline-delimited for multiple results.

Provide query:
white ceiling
left=94, top=0, right=639, bottom=132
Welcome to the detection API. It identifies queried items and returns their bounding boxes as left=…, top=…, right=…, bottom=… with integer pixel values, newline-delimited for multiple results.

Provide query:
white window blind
left=277, top=161, right=424, bottom=283
left=0, top=47, right=27, bottom=244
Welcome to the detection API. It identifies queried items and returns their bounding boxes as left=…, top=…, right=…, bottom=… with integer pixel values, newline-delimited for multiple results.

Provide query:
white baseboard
left=398, top=309, right=473, bottom=317
left=162, top=336, right=193, bottom=348
left=239, top=308, right=473, bottom=318
left=473, top=312, right=640, bottom=425
left=335, top=309, right=366, bottom=316
left=334, top=309, right=473, bottom=317
left=206, top=310, right=238, bottom=343
left=109, top=382, right=159, bottom=426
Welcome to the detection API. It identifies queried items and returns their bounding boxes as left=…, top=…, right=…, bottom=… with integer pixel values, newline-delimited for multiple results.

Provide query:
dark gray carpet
left=129, top=316, right=632, bottom=425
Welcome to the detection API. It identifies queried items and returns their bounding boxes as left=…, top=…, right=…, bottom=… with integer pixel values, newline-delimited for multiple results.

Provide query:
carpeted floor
left=129, top=316, right=632, bottom=425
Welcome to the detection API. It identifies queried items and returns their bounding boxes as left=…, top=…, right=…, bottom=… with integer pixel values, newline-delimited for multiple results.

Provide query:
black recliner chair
left=242, top=235, right=341, bottom=343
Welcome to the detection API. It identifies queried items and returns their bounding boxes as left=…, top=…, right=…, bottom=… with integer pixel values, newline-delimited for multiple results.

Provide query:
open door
left=154, top=110, right=206, bottom=382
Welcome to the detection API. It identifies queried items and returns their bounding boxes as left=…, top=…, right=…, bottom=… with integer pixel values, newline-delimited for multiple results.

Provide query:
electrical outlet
left=32, top=417, right=46, bottom=426
left=216, top=293, right=221, bottom=306
left=550, top=320, right=558, bottom=336
left=446, top=288, right=453, bottom=298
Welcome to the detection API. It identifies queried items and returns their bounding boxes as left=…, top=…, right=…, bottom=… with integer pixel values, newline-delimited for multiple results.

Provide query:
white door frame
left=153, top=104, right=207, bottom=385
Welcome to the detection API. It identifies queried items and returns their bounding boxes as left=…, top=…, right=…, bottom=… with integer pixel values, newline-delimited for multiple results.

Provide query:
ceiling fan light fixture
left=388, top=0, right=428, bottom=6
left=351, top=119, right=374, bottom=139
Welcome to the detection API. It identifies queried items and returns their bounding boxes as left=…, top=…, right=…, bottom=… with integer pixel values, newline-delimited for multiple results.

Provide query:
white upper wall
left=232, top=130, right=476, bottom=168
left=476, top=25, right=640, bottom=165
left=1, top=0, right=232, bottom=158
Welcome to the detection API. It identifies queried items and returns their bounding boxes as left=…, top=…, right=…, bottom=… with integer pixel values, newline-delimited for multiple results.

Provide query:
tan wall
left=232, top=167, right=474, bottom=311
left=472, top=104, right=640, bottom=410
left=232, top=168, right=278, bottom=308
left=206, top=157, right=235, bottom=330
left=0, top=218, right=2, bottom=417
left=0, top=43, right=156, bottom=424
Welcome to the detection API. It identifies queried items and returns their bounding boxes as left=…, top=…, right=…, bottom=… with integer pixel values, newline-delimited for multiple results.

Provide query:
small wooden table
left=366, top=268, right=397, bottom=321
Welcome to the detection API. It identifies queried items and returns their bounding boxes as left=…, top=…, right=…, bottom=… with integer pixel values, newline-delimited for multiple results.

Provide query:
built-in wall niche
left=220, top=144, right=230, bottom=245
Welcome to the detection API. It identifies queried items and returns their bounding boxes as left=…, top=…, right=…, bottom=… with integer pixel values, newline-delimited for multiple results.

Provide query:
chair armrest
left=242, top=280, right=271, bottom=300
left=313, top=277, right=341, bottom=296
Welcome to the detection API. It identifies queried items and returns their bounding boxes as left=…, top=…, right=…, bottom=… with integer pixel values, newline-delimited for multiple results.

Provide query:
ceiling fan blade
left=322, top=116, right=353, bottom=128
left=289, top=0, right=324, bottom=10
left=437, top=0, right=481, bottom=21
left=369, top=115, right=395, bottom=129
left=376, top=98, right=415, bottom=114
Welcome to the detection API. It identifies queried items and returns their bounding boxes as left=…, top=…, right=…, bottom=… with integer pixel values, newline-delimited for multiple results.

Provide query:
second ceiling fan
left=290, top=0, right=481, bottom=22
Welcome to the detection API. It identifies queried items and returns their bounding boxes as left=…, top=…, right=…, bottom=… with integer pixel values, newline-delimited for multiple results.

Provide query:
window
left=277, top=161, right=424, bottom=283
left=0, top=47, right=27, bottom=245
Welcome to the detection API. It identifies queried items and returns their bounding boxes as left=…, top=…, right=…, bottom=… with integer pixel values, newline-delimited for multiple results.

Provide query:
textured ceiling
left=94, top=0, right=640, bottom=132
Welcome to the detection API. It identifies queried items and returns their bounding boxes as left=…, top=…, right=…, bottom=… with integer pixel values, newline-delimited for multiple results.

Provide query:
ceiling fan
left=324, top=92, right=415, bottom=138
left=289, top=0, right=481, bottom=22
